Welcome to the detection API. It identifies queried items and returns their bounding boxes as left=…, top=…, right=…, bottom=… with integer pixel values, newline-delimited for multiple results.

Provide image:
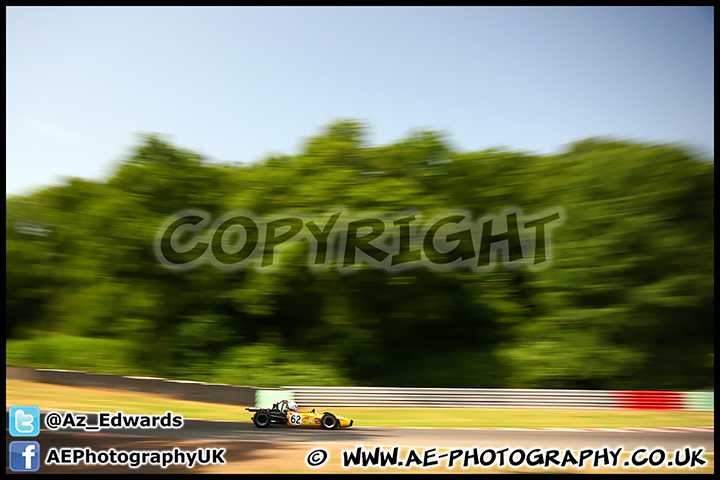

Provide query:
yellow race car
left=247, top=400, right=354, bottom=429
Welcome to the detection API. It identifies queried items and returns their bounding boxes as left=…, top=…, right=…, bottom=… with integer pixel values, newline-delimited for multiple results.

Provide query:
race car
left=246, top=399, right=354, bottom=429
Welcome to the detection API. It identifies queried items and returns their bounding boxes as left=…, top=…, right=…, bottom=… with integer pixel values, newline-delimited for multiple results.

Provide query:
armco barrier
left=683, top=391, right=714, bottom=412
left=287, top=386, right=713, bottom=410
left=614, top=390, right=685, bottom=410
left=286, top=386, right=618, bottom=409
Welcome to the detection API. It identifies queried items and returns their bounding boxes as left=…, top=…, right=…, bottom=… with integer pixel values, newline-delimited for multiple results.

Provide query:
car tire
left=321, top=413, right=338, bottom=430
left=253, top=411, right=271, bottom=428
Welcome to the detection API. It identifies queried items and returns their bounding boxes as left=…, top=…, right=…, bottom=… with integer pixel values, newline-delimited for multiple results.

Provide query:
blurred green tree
left=5, top=122, right=714, bottom=389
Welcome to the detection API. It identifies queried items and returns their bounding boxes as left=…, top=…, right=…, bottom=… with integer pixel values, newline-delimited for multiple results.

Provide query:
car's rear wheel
left=321, top=413, right=338, bottom=430
left=253, top=411, right=271, bottom=428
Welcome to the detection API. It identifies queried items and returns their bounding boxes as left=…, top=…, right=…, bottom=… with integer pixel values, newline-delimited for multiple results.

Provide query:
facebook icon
left=9, top=441, right=41, bottom=472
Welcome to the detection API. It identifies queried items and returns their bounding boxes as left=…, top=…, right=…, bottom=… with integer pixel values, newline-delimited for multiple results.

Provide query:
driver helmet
left=288, top=401, right=298, bottom=411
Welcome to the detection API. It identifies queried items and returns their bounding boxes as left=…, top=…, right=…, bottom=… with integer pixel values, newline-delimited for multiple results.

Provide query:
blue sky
left=6, top=6, right=714, bottom=196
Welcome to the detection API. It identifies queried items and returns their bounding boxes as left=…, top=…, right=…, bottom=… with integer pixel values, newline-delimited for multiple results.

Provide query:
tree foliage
left=6, top=122, right=714, bottom=389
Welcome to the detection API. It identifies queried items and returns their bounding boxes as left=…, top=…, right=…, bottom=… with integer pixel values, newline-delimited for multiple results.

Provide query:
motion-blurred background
left=6, top=7, right=713, bottom=392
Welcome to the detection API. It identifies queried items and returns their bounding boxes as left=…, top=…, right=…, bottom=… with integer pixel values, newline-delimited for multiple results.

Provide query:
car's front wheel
left=321, top=413, right=338, bottom=430
left=253, top=411, right=271, bottom=428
